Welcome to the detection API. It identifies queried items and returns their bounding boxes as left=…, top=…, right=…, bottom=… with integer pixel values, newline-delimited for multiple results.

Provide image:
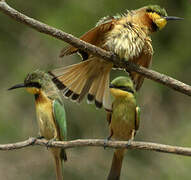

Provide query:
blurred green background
left=0, top=0, right=191, bottom=179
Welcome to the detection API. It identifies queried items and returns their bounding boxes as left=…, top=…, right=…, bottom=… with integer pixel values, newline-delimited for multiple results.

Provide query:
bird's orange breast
left=35, top=91, right=58, bottom=140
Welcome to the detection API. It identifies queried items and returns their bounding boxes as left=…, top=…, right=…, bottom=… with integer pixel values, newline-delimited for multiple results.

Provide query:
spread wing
left=53, top=100, right=67, bottom=141
left=59, top=17, right=116, bottom=58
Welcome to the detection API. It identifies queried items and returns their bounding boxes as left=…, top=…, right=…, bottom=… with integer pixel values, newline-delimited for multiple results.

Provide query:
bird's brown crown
left=24, top=70, right=52, bottom=94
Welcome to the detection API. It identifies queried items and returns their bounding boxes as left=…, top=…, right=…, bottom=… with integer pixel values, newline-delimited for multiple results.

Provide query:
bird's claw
left=46, top=138, right=56, bottom=149
left=29, top=137, right=37, bottom=145
left=104, top=136, right=112, bottom=149
left=36, top=135, right=44, bottom=139
left=126, top=140, right=132, bottom=148
left=104, top=139, right=108, bottom=149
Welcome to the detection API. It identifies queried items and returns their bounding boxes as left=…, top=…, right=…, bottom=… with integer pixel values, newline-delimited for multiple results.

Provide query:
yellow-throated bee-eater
left=49, top=5, right=182, bottom=110
left=106, top=76, right=140, bottom=180
left=8, top=70, right=67, bottom=180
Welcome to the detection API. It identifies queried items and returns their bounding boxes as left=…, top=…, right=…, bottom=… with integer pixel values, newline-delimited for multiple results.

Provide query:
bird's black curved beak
left=165, top=16, right=184, bottom=21
left=8, top=83, right=25, bottom=90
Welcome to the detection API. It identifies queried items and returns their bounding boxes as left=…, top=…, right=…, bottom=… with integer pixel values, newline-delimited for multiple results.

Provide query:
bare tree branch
left=0, top=1, right=191, bottom=96
left=1, top=138, right=191, bottom=157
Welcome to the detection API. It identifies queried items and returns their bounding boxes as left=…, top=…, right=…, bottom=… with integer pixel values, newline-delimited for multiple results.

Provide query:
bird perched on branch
left=106, top=76, right=140, bottom=180
left=8, top=70, right=67, bottom=180
left=50, top=5, right=182, bottom=110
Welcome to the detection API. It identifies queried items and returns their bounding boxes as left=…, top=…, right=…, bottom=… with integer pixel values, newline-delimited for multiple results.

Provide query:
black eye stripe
left=26, top=82, right=41, bottom=88
left=146, top=9, right=163, bottom=17
left=110, top=85, right=134, bottom=94
left=117, top=86, right=134, bottom=93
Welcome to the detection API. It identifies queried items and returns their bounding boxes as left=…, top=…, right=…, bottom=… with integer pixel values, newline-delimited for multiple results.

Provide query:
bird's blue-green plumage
left=53, top=100, right=67, bottom=141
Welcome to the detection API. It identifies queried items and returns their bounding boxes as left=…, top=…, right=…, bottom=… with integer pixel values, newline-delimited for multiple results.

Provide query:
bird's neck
left=130, top=11, right=156, bottom=34
left=110, top=88, right=134, bottom=99
left=115, top=94, right=135, bottom=103
left=113, top=93, right=136, bottom=112
left=34, top=91, right=50, bottom=105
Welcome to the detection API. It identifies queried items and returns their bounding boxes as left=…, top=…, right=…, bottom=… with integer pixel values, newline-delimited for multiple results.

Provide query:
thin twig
left=1, top=138, right=191, bottom=157
left=0, top=137, right=36, bottom=150
left=0, top=1, right=191, bottom=96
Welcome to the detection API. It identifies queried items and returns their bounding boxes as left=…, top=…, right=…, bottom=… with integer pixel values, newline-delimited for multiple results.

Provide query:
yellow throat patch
left=148, top=12, right=167, bottom=30
left=110, top=88, right=134, bottom=98
left=26, top=87, right=40, bottom=95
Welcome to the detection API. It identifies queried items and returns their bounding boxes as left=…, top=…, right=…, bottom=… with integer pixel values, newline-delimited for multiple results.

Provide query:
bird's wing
left=106, top=102, right=113, bottom=125
left=53, top=100, right=67, bottom=141
left=59, top=17, right=116, bottom=58
left=106, top=110, right=112, bottom=125
left=129, top=38, right=153, bottom=91
left=135, top=106, right=141, bottom=131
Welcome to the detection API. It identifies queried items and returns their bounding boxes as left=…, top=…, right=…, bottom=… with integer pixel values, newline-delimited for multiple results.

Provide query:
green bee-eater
left=106, top=76, right=140, bottom=180
left=8, top=70, right=67, bottom=180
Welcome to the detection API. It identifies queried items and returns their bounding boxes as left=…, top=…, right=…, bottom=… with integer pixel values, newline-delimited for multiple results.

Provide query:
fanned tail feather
left=94, top=72, right=107, bottom=108
left=62, top=63, right=91, bottom=99
left=103, top=69, right=111, bottom=110
left=49, top=58, right=113, bottom=110
left=87, top=73, right=102, bottom=102
left=66, top=70, right=89, bottom=101
left=87, top=61, right=112, bottom=110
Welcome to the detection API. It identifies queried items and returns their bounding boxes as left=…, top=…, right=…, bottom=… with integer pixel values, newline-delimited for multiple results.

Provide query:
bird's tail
left=49, top=58, right=113, bottom=110
left=51, top=148, right=67, bottom=180
left=107, top=148, right=125, bottom=180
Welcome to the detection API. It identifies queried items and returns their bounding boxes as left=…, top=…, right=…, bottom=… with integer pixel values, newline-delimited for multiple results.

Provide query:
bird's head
left=109, top=76, right=135, bottom=98
left=8, top=70, right=50, bottom=95
left=139, top=5, right=183, bottom=32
